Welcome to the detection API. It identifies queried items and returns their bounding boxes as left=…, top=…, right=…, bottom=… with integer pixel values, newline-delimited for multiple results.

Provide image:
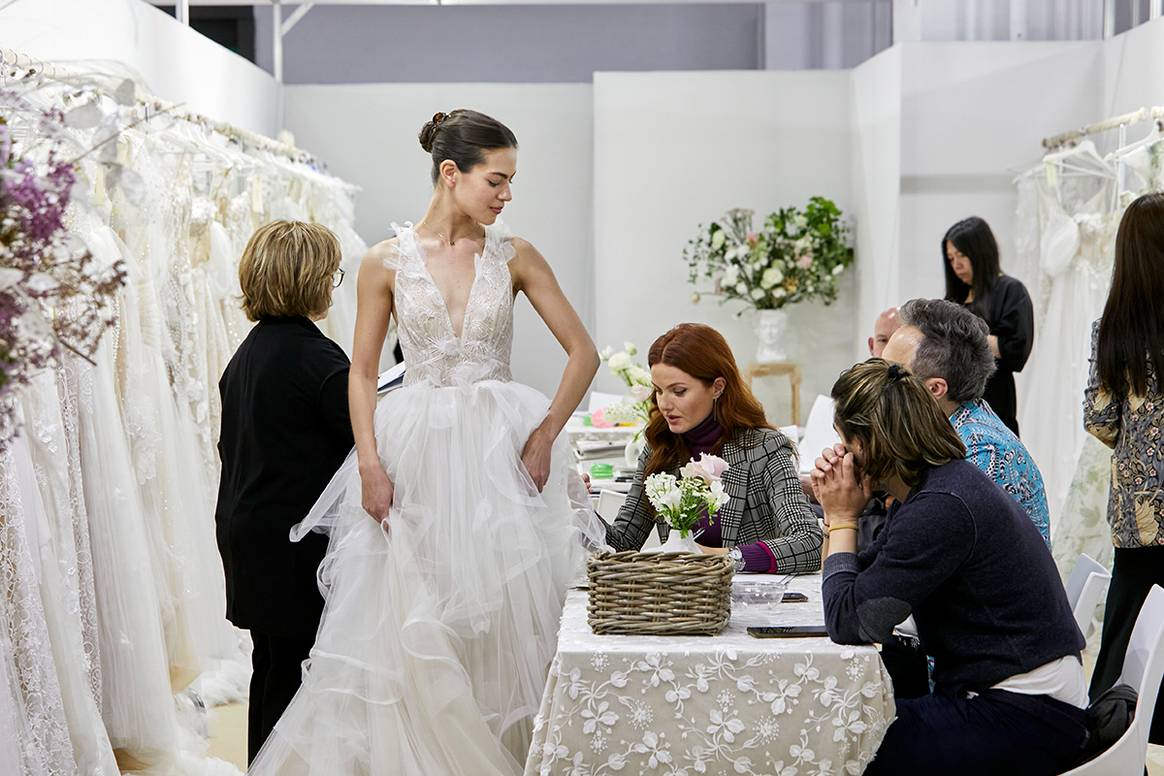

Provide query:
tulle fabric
left=248, top=378, right=606, bottom=775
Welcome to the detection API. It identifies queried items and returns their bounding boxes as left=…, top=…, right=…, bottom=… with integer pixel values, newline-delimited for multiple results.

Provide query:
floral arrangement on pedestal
left=0, top=82, right=142, bottom=452
left=644, top=454, right=731, bottom=553
left=594, top=342, right=654, bottom=464
left=683, top=196, right=854, bottom=361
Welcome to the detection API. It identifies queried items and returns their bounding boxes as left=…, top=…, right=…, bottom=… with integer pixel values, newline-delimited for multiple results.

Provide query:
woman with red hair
left=604, top=323, right=822, bottom=574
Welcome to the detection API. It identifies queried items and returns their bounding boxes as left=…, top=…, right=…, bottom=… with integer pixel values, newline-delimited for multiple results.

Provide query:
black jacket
left=823, top=459, right=1083, bottom=697
left=215, top=316, right=354, bottom=637
left=966, top=274, right=1034, bottom=437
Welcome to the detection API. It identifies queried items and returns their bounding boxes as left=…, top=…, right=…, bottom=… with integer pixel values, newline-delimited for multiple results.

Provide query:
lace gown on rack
left=69, top=207, right=181, bottom=765
left=248, top=222, right=605, bottom=775
left=1016, top=165, right=1119, bottom=576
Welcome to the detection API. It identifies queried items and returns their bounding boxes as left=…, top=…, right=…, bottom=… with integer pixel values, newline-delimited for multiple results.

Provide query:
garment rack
left=0, top=46, right=350, bottom=183
left=1042, top=106, right=1164, bottom=151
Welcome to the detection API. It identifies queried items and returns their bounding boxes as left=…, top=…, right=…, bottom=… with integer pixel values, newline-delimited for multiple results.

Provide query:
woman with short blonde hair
left=216, top=220, right=353, bottom=763
left=238, top=219, right=343, bottom=321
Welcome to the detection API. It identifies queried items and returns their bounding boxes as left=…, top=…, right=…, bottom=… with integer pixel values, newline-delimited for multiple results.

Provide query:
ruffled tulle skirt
left=248, top=379, right=604, bottom=775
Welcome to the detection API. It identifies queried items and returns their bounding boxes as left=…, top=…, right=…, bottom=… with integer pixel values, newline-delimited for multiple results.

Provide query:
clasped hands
left=810, top=443, right=873, bottom=533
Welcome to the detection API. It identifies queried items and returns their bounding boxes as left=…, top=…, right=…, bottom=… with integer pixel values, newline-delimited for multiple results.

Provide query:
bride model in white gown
left=248, top=110, right=606, bottom=774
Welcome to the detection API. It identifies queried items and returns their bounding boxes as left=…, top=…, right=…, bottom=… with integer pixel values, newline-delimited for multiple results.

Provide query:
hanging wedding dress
left=311, top=180, right=366, bottom=357
left=248, top=222, right=606, bottom=775
left=0, top=435, right=78, bottom=776
left=1017, top=134, right=1164, bottom=576
left=18, top=375, right=120, bottom=776
left=70, top=206, right=181, bottom=767
left=1015, top=143, right=1119, bottom=572
left=112, top=134, right=245, bottom=704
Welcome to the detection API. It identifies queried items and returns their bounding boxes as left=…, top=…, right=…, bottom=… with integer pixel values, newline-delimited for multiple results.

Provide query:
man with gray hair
left=882, top=298, right=1051, bottom=544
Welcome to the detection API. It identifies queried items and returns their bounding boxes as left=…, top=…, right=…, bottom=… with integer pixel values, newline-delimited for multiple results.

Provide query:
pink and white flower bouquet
left=644, top=453, right=731, bottom=539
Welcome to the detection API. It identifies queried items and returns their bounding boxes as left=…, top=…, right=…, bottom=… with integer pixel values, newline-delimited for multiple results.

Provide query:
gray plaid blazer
left=604, top=427, right=823, bottom=574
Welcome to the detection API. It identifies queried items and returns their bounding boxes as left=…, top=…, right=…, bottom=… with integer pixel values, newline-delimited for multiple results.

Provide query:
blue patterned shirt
left=950, top=400, right=1051, bottom=545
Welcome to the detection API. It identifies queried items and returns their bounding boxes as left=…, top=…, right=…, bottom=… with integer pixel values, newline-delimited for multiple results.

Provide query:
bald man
left=868, top=307, right=901, bottom=358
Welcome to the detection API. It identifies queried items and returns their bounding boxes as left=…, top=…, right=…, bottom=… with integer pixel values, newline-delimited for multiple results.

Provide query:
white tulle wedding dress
left=248, top=221, right=605, bottom=775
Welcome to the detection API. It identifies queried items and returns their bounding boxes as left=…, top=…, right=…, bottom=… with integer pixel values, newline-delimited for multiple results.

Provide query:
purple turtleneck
left=685, top=412, right=726, bottom=546
left=684, top=414, right=778, bottom=573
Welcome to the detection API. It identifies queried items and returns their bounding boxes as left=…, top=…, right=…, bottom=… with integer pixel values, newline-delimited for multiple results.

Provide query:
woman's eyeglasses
left=333, top=268, right=346, bottom=288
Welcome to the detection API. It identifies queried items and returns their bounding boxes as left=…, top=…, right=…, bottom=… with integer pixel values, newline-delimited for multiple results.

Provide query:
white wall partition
left=897, top=41, right=1102, bottom=304
left=849, top=46, right=903, bottom=363
left=0, top=0, right=278, bottom=136
left=285, top=83, right=594, bottom=398
left=592, top=71, right=854, bottom=425
left=1101, top=16, right=1164, bottom=115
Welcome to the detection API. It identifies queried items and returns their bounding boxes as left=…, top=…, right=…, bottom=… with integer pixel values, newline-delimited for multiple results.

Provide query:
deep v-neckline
left=409, top=226, right=487, bottom=341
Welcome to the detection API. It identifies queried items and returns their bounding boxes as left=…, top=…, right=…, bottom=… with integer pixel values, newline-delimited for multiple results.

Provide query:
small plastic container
left=589, top=462, right=614, bottom=480
left=730, top=575, right=792, bottom=618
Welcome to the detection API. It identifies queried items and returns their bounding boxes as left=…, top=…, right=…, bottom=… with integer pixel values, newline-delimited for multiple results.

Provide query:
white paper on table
left=587, top=391, right=626, bottom=412
left=798, top=395, right=842, bottom=474
left=377, top=361, right=407, bottom=394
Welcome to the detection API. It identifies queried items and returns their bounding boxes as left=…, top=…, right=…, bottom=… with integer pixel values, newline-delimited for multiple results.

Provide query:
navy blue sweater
left=822, top=459, right=1083, bottom=696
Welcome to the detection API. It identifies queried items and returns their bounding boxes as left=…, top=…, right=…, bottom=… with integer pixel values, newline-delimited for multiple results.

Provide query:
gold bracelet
left=826, top=522, right=859, bottom=535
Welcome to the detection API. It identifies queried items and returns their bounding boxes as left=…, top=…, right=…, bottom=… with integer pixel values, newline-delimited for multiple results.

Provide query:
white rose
left=722, top=266, right=739, bottom=286
left=624, top=342, right=638, bottom=356
left=750, top=287, right=766, bottom=300
left=629, top=384, right=652, bottom=402
left=659, top=488, right=683, bottom=511
left=680, top=461, right=711, bottom=484
left=627, top=365, right=652, bottom=386
left=760, top=267, right=784, bottom=289
left=608, top=352, right=631, bottom=371
left=832, top=264, right=845, bottom=276
left=696, top=454, right=729, bottom=480
left=734, top=282, right=748, bottom=295
left=772, top=288, right=787, bottom=299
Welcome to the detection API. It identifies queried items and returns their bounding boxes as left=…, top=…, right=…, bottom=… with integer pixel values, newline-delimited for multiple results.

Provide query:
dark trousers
left=248, top=630, right=316, bottom=764
left=1090, top=545, right=1164, bottom=744
left=865, top=689, right=1087, bottom=775
left=880, top=637, right=931, bottom=700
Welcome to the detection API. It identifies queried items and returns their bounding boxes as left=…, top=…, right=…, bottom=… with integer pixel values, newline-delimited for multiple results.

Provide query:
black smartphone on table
left=781, top=592, right=808, bottom=603
left=747, top=624, right=829, bottom=638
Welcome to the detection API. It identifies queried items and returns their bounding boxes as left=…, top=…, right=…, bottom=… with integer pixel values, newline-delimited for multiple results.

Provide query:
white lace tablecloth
left=526, top=574, right=895, bottom=776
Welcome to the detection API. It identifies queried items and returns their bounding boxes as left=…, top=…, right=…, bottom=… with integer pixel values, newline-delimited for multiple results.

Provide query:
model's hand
left=360, top=464, right=395, bottom=524
left=521, top=424, right=554, bottom=492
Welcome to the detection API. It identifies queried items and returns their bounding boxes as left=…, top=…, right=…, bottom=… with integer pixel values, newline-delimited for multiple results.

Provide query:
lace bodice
left=387, top=222, right=517, bottom=388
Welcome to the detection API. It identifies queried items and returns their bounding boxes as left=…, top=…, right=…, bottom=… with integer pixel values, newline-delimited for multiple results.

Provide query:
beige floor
left=208, top=703, right=248, bottom=771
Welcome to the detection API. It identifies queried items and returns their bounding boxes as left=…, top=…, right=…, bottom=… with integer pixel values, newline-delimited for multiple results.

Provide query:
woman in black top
left=215, top=220, right=354, bottom=763
left=813, top=359, right=1086, bottom=775
left=942, top=216, right=1034, bottom=436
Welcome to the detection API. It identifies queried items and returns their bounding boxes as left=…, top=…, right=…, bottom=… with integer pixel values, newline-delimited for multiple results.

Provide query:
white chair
left=596, top=489, right=662, bottom=550
left=1061, top=584, right=1164, bottom=775
left=1065, top=554, right=1112, bottom=640
left=596, top=489, right=627, bottom=521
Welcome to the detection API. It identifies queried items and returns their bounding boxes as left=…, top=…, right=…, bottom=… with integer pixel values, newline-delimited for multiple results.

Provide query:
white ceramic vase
left=754, top=308, right=789, bottom=362
left=652, top=530, right=702, bottom=555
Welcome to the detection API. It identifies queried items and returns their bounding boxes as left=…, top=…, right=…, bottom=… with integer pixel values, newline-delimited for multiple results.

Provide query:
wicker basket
left=586, top=550, right=733, bottom=636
